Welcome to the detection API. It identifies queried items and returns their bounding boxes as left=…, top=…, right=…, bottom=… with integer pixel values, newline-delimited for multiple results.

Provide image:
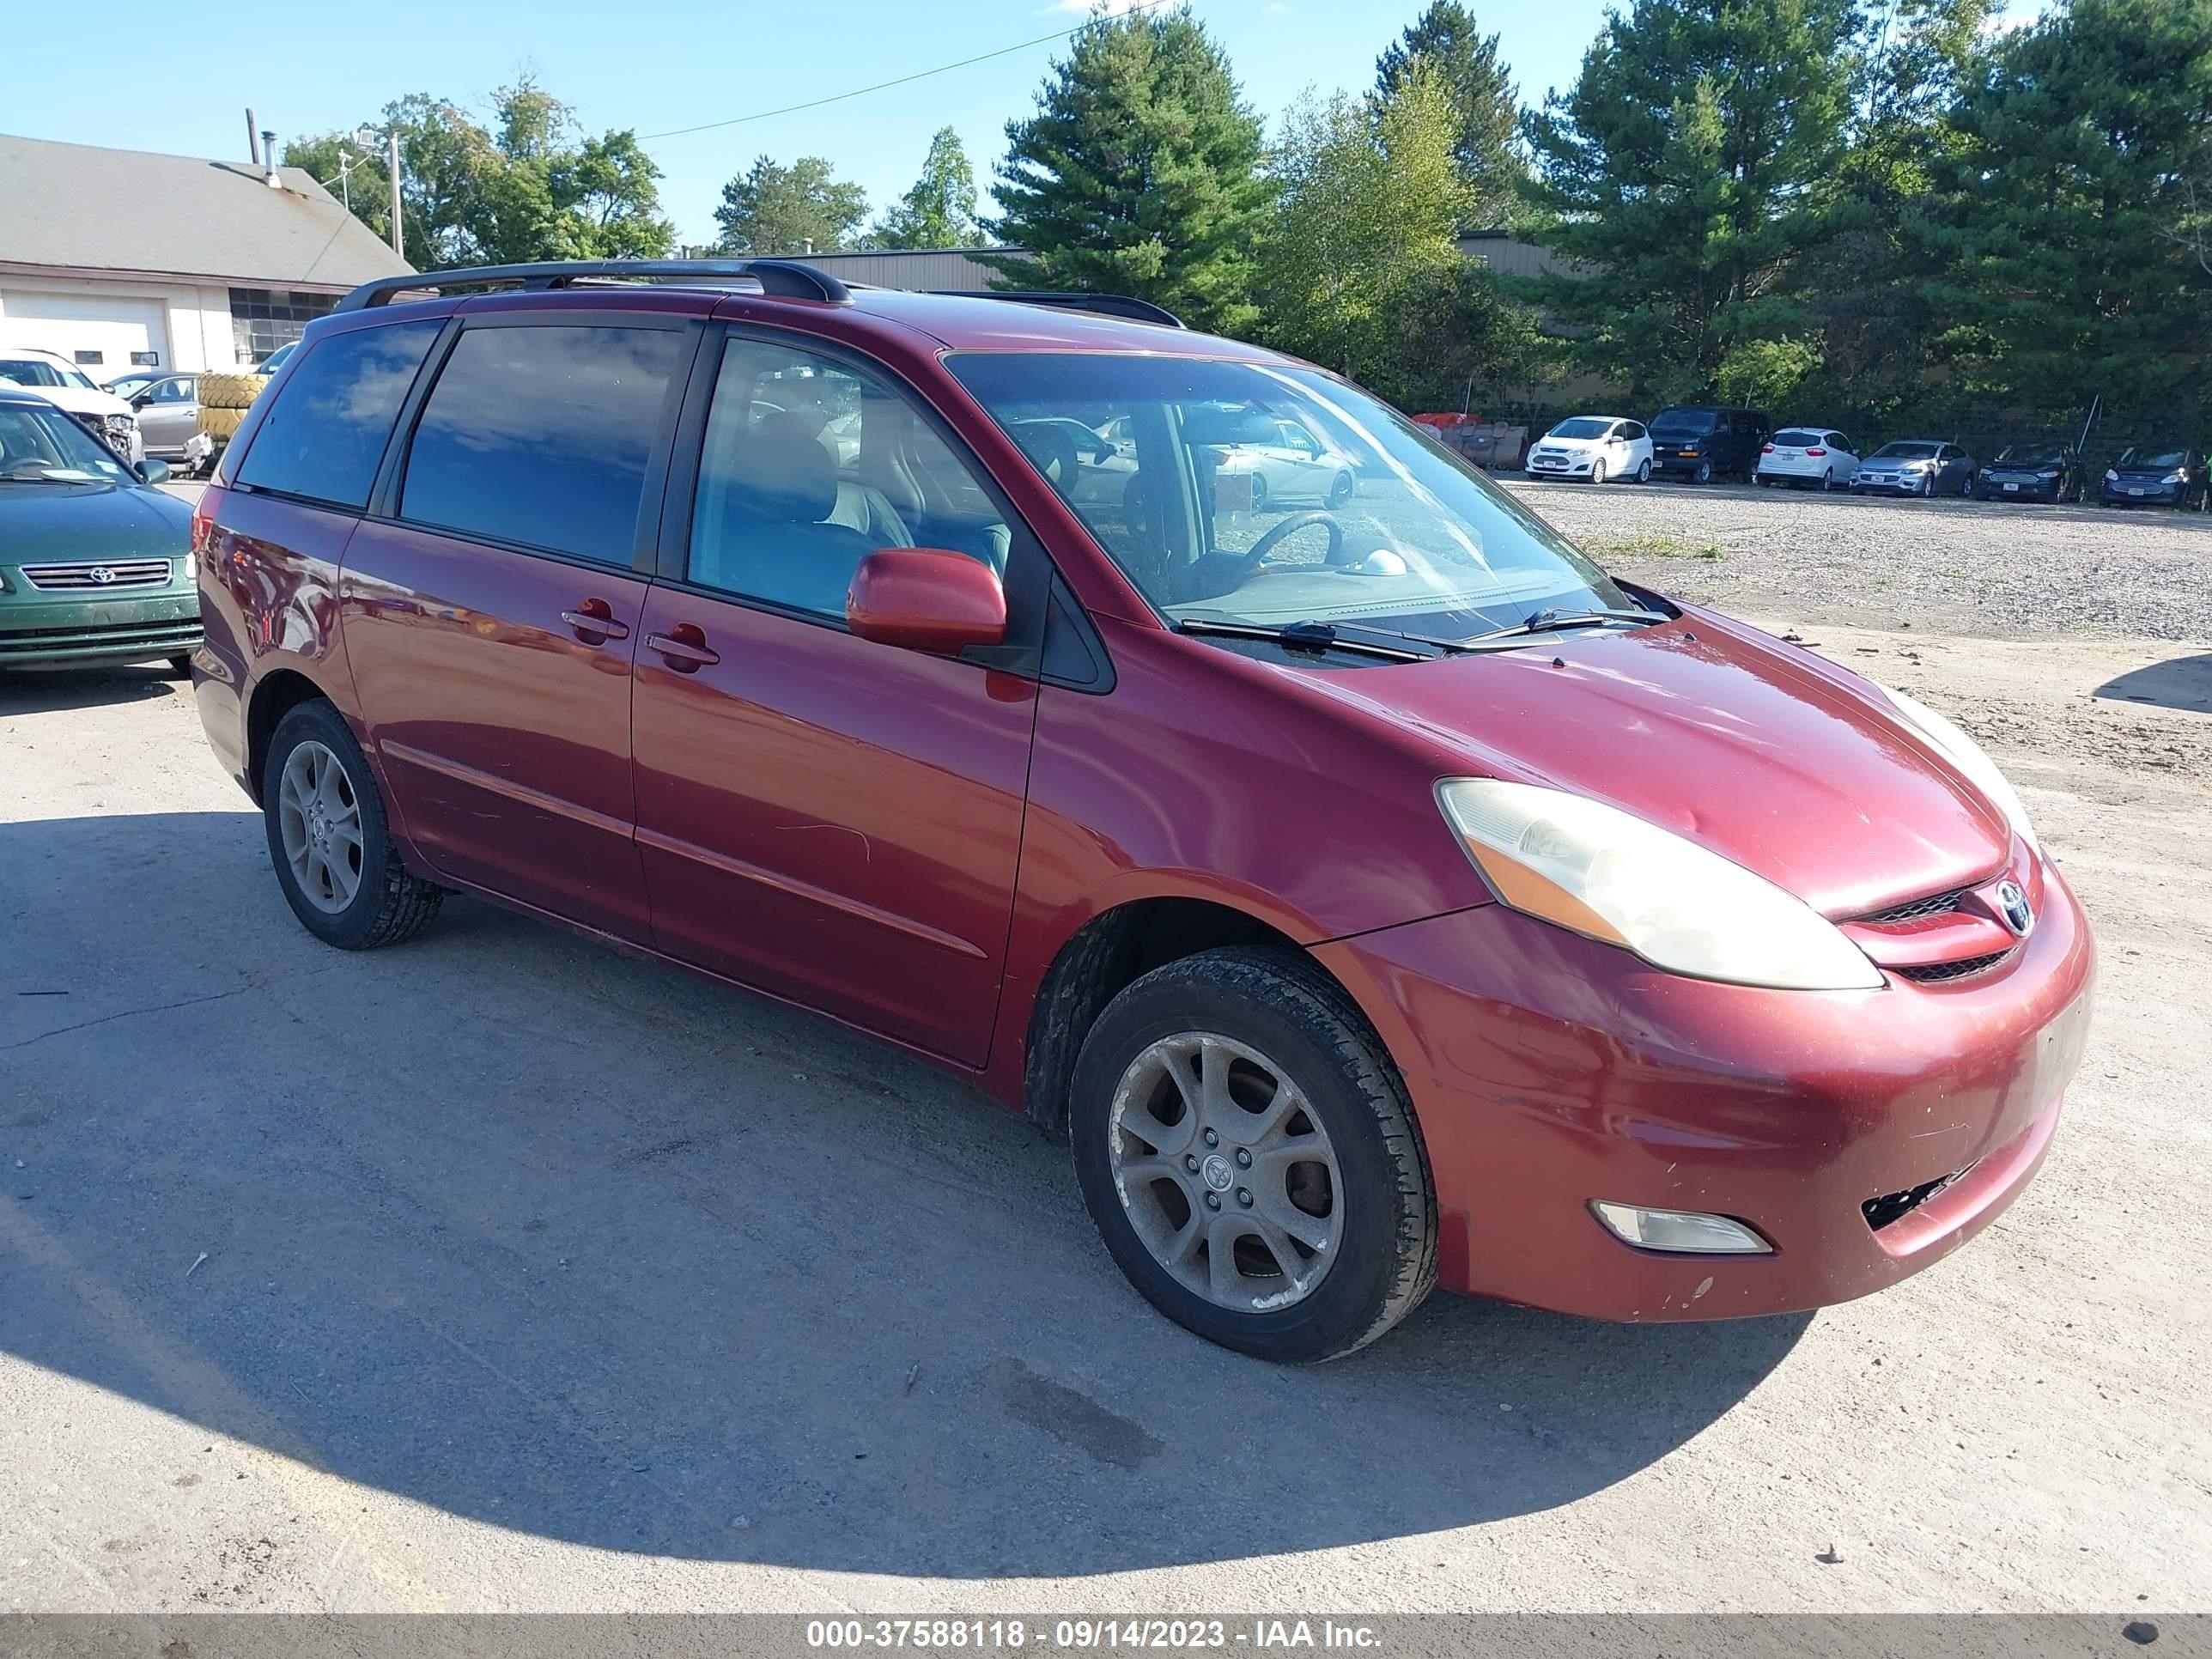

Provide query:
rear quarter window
left=234, top=321, right=441, bottom=508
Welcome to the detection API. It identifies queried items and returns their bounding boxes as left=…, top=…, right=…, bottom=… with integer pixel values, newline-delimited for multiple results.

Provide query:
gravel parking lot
left=1505, top=478, right=2212, bottom=643
left=2, top=490, right=2208, bottom=1618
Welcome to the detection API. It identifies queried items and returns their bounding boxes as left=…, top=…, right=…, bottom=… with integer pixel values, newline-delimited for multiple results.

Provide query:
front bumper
left=2100, top=480, right=2184, bottom=506
left=1978, top=476, right=2063, bottom=501
left=1316, top=861, right=2094, bottom=1320
left=1851, top=471, right=1927, bottom=494
left=0, top=590, right=202, bottom=666
left=1526, top=453, right=1596, bottom=477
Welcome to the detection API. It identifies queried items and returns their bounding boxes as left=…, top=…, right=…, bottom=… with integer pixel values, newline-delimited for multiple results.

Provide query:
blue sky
left=15, top=0, right=1617, bottom=246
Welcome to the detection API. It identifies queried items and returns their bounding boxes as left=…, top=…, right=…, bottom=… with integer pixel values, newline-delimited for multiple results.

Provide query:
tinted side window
left=1622, top=422, right=1645, bottom=441
left=401, top=324, right=685, bottom=564
left=235, top=321, right=440, bottom=508
left=689, top=336, right=1010, bottom=619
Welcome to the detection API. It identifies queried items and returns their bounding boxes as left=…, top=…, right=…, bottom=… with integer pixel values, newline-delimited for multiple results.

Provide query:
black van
left=1648, top=406, right=1771, bottom=483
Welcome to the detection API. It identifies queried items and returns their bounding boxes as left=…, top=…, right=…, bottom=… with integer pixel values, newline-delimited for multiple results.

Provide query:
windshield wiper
left=1173, top=617, right=1455, bottom=662
left=1472, top=605, right=1671, bottom=641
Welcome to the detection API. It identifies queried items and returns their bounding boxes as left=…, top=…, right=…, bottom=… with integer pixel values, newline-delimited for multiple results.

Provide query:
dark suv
left=1646, top=406, right=1770, bottom=483
left=186, top=260, right=2091, bottom=1362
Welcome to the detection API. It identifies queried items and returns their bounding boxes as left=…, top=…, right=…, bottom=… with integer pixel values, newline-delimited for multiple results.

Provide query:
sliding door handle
left=646, top=626, right=720, bottom=672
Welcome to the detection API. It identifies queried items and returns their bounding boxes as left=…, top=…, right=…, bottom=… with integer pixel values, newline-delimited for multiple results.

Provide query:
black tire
left=1328, top=470, right=1354, bottom=507
left=261, top=699, right=443, bottom=950
left=1916, top=473, right=1934, bottom=498
left=1692, top=459, right=1713, bottom=484
left=1635, top=459, right=1651, bottom=483
left=166, top=653, right=194, bottom=680
left=1068, top=946, right=1437, bottom=1363
left=1249, top=472, right=1267, bottom=509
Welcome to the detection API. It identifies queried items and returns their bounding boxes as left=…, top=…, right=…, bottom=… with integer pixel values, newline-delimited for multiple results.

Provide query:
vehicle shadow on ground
left=0, top=809, right=1811, bottom=1577
left=0, top=664, right=182, bottom=714
left=2096, top=653, right=2212, bottom=715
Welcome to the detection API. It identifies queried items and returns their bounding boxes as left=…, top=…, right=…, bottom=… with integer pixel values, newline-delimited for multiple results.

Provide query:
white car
left=1524, top=416, right=1652, bottom=483
left=1209, top=414, right=1358, bottom=508
left=1757, top=427, right=1860, bottom=490
left=0, top=346, right=143, bottom=463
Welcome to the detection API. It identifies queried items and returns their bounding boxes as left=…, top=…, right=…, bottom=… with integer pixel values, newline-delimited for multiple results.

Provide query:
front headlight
left=1873, top=684, right=2038, bottom=854
left=1435, top=779, right=1882, bottom=991
left=2106, top=469, right=2120, bottom=482
left=2162, top=471, right=2185, bottom=484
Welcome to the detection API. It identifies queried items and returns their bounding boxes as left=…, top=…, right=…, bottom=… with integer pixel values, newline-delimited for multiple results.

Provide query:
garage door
left=0, top=291, right=171, bottom=380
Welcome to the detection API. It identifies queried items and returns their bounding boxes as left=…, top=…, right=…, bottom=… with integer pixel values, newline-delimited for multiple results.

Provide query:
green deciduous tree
left=1374, top=1, right=1525, bottom=224
left=1255, top=63, right=1540, bottom=409
left=985, top=6, right=1272, bottom=335
left=712, top=155, right=869, bottom=256
left=288, top=80, right=675, bottom=269
left=1521, top=0, right=1860, bottom=403
left=873, top=127, right=983, bottom=248
left=1920, top=0, right=2212, bottom=420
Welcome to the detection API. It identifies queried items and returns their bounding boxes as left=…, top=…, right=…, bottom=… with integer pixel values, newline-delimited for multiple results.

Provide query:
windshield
left=0, top=356, right=97, bottom=391
left=2116, top=447, right=2188, bottom=469
left=1650, top=409, right=1717, bottom=435
left=0, top=403, right=137, bottom=483
left=1547, top=417, right=1613, bottom=441
left=1995, top=446, right=2067, bottom=466
left=949, top=353, right=1628, bottom=641
left=1874, top=442, right=1940, bottom=459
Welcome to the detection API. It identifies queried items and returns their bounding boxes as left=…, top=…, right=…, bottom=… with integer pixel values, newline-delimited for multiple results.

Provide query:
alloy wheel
left=1590, top=459, right=1607, bottom=485
left=1105, top=1031, right=1343, bottom=1313
left=277, top=739, right=364, bottom=914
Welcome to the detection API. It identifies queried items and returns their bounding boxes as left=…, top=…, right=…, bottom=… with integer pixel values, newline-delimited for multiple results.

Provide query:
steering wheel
left=1231, top=510, right=1346, bottom=575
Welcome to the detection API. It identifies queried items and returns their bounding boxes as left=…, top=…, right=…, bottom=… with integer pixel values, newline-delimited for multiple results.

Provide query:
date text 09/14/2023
left=805, top=1620, right=1383, bottom=1650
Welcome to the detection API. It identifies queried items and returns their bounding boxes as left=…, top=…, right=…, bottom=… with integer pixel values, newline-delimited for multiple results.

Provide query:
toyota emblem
left=1995, top=879, right=2033, bottom=937
left=88, top=566, right=116, bottom=585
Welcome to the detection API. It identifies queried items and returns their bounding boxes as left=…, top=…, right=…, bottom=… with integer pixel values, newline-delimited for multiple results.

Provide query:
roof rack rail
left=333, top=258, right=853, bottom=313
left=930, top=290, right=1186, bottom=329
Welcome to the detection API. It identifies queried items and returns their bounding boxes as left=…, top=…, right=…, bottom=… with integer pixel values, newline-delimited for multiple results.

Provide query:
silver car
left=120, top=373, right=201, bottom=460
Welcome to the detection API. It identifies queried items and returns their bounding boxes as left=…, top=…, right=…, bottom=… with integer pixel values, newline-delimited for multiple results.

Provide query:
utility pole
left=386, top=131, right=404, bottom=259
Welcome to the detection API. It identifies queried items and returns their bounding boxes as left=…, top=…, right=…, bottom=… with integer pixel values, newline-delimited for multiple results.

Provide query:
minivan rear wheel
left=262, top=700, right=443, bottom=949
left=1069, top=947, right=1437, bottom=1362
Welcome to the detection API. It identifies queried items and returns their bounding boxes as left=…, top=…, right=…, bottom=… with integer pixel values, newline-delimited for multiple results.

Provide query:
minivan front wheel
left=1070, top=947, right=1437, bottom=1362
left=262, top=701, right=443, bottom=949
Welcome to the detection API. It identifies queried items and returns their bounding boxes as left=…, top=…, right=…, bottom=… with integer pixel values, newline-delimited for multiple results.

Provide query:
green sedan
left=0, top=387, right=198, bottom=676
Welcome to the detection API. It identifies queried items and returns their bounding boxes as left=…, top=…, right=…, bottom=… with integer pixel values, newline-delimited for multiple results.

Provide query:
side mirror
left=131, top=395, right=151, bottom=410
left=137, top=459, right=172, bottom=486
left=846, top=548, right=1006, bottom=655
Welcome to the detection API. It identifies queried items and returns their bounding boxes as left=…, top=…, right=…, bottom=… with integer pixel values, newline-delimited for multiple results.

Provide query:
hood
left=2, top=385, right=130, bottom=418
left=1290, top=612, right=2012, bottom=919
left=1534, top=434, right=1607, bottom=452
left=0, top=480, right=191, bottom=564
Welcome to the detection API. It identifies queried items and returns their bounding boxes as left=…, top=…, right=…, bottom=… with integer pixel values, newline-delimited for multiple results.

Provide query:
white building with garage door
left=0, top=132, right=412, bottom=380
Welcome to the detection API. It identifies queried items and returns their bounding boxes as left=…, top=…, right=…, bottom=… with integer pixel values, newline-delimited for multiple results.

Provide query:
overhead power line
left=638, top=0, right=1182, bottom=140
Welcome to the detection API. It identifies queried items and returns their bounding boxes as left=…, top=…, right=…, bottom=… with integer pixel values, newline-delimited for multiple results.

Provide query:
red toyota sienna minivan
left=190, top=260, right=2094, bottom=1361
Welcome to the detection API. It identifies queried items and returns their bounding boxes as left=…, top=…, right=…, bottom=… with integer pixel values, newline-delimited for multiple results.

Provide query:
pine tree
left=1921, top=0, right=2212, bottom=420
left=1374, top=1, right=1524, bottom=223
left=1521, top=0, right=1860, bottom=402
left=874, top=128, right=982, bottom=249
left=986, top=7, right=1272, bottom=335
left=712, top=155, right=869, bottom=256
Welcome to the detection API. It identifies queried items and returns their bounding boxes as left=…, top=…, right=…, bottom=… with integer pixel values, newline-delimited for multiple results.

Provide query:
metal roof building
left=0, top=132, right=414, bottom=377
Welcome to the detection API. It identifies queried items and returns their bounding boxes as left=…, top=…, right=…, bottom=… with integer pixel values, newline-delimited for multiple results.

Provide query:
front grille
left=1896, top=950, right=2014, bottom=982
left=19, top=559, right=173, bottom=592
left=1859, top=887, right=1969, bottom=925
left=1863, top=1160, right=1980, bottom=1231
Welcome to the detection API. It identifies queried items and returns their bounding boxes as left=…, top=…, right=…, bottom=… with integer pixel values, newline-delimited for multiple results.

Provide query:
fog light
left=1590, top=1201, right=1773, bottom=1254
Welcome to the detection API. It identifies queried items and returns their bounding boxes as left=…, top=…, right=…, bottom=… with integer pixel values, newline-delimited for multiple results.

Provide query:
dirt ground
left=2, top=496, right=2208, bottom=1617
